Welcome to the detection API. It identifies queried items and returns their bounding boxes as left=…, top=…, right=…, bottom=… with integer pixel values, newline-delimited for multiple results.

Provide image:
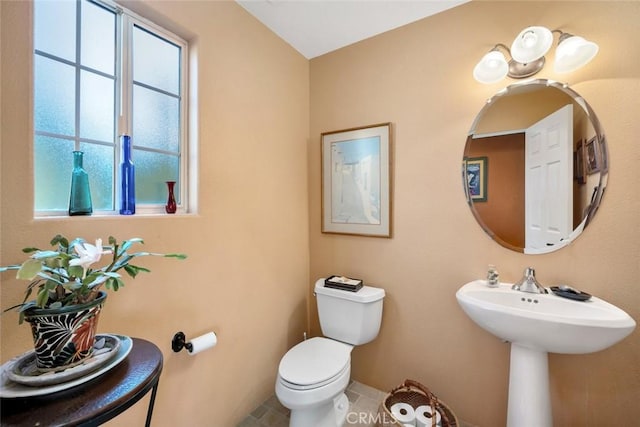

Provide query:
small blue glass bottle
left=69, top=151, right=93, bottom=216
left=119, top=135, right=136, bottom=215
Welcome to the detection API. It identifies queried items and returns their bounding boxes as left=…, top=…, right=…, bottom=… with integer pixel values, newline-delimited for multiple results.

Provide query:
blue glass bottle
left=119, top=135, right=136, bottom=215
left=69, top=151, right=93, bottom=216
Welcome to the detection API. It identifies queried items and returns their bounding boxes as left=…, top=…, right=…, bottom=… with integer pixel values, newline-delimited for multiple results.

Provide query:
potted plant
left=1, top=234, right=186, bottom=371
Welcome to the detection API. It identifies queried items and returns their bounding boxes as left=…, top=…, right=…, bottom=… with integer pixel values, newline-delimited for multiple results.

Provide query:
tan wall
left=309, top=1, right=640, bottom=426
left=0, top=1, right=309, bottom=426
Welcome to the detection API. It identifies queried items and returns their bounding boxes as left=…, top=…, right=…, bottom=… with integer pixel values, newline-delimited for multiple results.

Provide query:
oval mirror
left=464, top=79, right=608, bottom=254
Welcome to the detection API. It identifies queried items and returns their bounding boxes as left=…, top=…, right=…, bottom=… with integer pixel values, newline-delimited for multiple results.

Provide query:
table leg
left=145, top=381, right=160, bottom=427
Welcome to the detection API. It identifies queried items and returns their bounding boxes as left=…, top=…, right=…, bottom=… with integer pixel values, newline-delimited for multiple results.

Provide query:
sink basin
left=456, top=280, right=636, bottom=427
left=456, top=280, right=636, bottom=354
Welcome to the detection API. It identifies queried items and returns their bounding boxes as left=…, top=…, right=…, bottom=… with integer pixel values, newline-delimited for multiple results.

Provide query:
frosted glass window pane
left=80, top=142, right=114, bottom=210
left=133, top=26, right=180, bottom=94
left=134, top=150, right=179, bottom=203
left=34, top=0, right=76, bottom=62
left=81, top=1, right=116, bottom=74
left=133, top=85, right=179, bottom=152
left=34, top=136, right=75, bottom=211
left=35, top=56, right=76, bottom=136
left=80, top=71, right=115, bottom=142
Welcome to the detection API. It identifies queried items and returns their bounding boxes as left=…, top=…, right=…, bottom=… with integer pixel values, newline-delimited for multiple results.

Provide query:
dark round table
left=1, top=338, right=163, bottom=427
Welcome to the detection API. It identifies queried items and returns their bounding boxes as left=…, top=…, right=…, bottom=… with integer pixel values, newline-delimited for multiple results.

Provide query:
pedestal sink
left=456, top=280, right=636, bottom=427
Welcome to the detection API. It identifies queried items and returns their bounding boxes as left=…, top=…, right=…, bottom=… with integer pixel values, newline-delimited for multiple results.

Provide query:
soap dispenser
left=486, top=264, right=499, bottom=287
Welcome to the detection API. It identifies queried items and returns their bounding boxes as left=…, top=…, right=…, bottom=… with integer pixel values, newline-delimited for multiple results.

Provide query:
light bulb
left=511, top=26, right=553, bottom=63
left=554, top=35, right=599, bottom=73
left=473, top=50, right=508, bottom=84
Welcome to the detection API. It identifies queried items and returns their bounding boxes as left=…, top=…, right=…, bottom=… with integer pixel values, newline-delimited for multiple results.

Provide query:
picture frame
left=599, top=135, right=608, bottom=174
left=574, top=140, right=586, bottom=184
left=321, top=123, right=391, bottom=237
left=584, top=136, right=600, bottom=175
left=465, top=157, right=488, bottom=202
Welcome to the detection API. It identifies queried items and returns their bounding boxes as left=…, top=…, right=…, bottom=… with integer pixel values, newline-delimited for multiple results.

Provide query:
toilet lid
left=279, top=337, right=352, bottom=386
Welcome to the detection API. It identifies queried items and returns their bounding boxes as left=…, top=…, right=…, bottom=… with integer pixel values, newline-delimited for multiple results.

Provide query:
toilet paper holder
left=172, top=330, right=218, bottom=355
left=171, top=331, right=193, bottom=353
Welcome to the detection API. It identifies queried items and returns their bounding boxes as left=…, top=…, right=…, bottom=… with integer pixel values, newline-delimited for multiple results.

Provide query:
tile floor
left=237, top=381, right=473, bottom=427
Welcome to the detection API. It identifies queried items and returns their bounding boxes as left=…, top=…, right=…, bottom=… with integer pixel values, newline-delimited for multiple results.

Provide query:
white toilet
left=275, top=278, right=385, bottom=427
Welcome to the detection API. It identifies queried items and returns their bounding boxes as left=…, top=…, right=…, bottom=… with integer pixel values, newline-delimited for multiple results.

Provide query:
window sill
left=34, top=210, right=196, bottom=220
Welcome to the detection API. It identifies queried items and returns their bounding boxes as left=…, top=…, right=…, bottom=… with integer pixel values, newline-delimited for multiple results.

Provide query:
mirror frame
left=464, top=79, right=608, bottom=254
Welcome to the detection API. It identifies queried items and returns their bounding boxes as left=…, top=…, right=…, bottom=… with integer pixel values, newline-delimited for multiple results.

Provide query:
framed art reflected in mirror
left=465, top=157, right=488, bottom=203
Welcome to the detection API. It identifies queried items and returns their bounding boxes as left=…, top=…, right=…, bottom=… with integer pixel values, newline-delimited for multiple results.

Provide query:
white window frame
left=34, top=0, right=190, bottom=216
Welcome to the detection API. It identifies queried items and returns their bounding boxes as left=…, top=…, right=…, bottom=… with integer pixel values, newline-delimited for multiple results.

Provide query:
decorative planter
left=23, top=291, right=107, bottom=371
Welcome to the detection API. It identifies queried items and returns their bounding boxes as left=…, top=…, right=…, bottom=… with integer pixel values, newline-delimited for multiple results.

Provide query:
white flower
left=69, top=239, right=112, bottom=276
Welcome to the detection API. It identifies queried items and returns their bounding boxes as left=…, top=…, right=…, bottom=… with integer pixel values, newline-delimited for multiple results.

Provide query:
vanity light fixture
left=473, top=26, right=599, bottom=84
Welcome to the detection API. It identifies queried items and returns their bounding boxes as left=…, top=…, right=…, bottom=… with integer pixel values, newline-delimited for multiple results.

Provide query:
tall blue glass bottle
left=69, top=151, right=93, bottom=216
left=119, top=135, right=136, bottom=215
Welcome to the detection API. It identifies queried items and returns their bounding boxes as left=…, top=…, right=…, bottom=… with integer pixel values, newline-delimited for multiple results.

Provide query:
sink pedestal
left=507, top=344, right=552, bottom=427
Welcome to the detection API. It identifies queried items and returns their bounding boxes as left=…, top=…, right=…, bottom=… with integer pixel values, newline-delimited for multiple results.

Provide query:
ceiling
left=236, top=0, right=470, bottom=59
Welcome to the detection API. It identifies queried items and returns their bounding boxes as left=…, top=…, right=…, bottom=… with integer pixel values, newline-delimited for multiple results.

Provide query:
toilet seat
left=278, top=337, right=352, bottom=390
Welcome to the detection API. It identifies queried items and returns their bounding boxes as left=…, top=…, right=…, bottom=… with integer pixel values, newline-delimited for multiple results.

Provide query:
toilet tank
left=314, top=279, right=385, bottom=345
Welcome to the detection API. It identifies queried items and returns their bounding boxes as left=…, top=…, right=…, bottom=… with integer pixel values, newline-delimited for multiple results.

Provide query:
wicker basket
left=377, top=379, right=459, bottom=427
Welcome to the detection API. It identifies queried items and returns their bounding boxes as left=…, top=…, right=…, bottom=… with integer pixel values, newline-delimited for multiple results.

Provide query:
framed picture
left=584, top=136, right=600, bottom=175
left=599, top=135, right=608, bottom=174
left=465, top=157, right=487, bottom=202
left=321, top=123, right=391, bottom=237
left=574, top=140, right=586, bottom=184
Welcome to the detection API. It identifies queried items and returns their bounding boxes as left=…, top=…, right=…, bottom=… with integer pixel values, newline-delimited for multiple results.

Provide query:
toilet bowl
left=276, top=338, right=352, bottom=427
left=275, top=280, right=385, bottom=427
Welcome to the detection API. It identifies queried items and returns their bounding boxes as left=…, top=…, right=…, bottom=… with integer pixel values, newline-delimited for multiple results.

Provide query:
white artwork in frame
left=321, top=123, right=391, bottom=237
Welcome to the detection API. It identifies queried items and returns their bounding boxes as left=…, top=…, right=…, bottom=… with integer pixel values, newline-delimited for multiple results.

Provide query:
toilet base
left=289, top=393, right=349, bottom=427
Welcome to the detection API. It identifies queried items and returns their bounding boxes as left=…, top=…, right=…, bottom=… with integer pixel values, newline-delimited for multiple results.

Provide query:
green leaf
left=36, top=288, right=49, bottom=308
left=50, top=235, right=70, bottom=250
left=30, top=250, right=60, bottom=260
left=0, top=265, right=20, bottom=272
left=107, top=276, right=125, bottom=291
left=22, top=247, right=41, bottom=253
left=108, top=236, right=117, bottom=246
left=17, top=259, right=43, bottom=280
left=64, top=280, right=83, bottom=291
left=83, top=271, right=101, bottom=285
left=165, top=253, right=187, bottom=260
left=123, top=264, right=150, bottom=278
left=123, top=264, right=139, bottom=278
left=111, top=254, right=133, bottom=271
left=103, top=272, right=121, bottom=278
left=36, top=270, right=65, bottom=285
left=118, top=238, right=144, bottom=256
left=43, top=256, right=64, bottom=269
left=68, top=265, right=84, bottom=278
left=21, top=283, right=35, bottom=305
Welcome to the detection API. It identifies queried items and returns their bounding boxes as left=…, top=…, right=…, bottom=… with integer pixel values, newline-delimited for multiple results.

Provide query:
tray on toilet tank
left=325, top=275, right=363, bottom=292
left=316, top=279, right=385, bottom=302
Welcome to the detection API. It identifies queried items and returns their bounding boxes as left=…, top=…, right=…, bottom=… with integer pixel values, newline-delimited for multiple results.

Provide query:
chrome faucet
left=512, top=267, right=548, bottom=294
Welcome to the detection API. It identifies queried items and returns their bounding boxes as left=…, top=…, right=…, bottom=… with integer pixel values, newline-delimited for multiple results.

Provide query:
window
left=33, top=0, right=188, bottom=215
